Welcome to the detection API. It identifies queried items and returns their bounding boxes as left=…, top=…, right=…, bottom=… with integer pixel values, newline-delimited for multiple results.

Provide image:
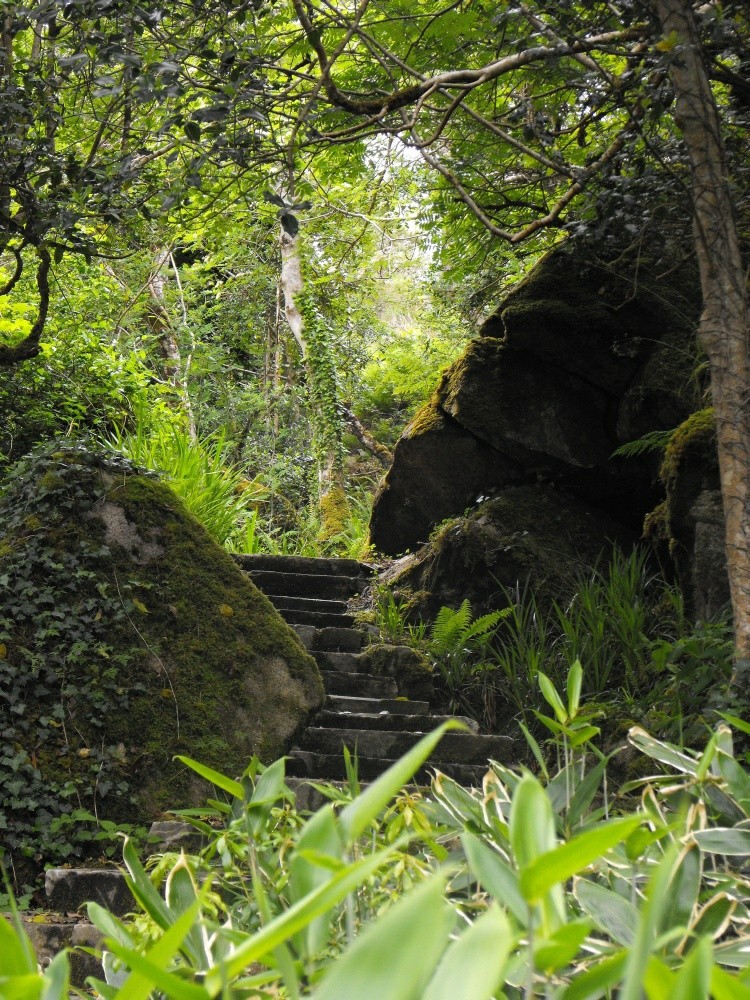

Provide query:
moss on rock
left=0, top=441, right=322, bottom=883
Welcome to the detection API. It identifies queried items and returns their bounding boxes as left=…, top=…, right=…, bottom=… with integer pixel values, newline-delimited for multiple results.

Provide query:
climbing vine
left=297, top=293, right=345, bottom=479
left=0, top=442, right=152, bottom=895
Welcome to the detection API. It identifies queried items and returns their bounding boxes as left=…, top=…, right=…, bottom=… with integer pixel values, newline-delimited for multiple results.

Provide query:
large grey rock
left=45, top=867, right=131, bottom=916
left=369, top=243, right=700, bottom=556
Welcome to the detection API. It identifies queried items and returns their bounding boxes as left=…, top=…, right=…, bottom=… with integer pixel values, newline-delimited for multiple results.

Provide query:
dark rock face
left=381, top=486, right=635, bottom=620
left=370, top=243, right=700, bottom=557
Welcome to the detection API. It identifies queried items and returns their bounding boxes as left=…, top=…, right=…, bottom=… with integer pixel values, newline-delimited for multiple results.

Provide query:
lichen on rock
left=0, top=440, right=322, bottom=883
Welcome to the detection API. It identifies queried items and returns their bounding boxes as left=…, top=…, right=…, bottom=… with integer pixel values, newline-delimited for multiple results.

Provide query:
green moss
left=0, top=441, right=322, bottom=885
left=363, top=643, right=433, bottom=702
left=404, top=392, right=444, bottom=437
left=318, top=484, right=349, bottom=542
left=660, top=408, right=716, bottom=488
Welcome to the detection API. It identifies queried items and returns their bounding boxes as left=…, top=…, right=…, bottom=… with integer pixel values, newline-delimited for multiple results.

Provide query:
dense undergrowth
left=4, top=706, right=750, bottom=998
left=373, top=549, right=738, bottom=752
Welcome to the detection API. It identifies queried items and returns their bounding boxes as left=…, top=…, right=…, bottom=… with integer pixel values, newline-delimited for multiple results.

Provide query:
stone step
left=287, top=750, right=490, bottom=786
left=315, top=710, right=479, bottom=733
left=312, top=627, right=364, bottom=652
left=235, top=553, right=374, bottom=578
left=326, top=694, right=430, bottom=715
left=276, top=607, right=357, bottom=629
left=297, top=727, right=515, bottom=765
left=320, top=671, right=397, bottom=697
left=271, top=595, right=349, bottom=615
left=45, top=867, right=132, bottom=917
left=245, top=569, right=367, bottom=601
left=313, top=650, right=366, bottom=673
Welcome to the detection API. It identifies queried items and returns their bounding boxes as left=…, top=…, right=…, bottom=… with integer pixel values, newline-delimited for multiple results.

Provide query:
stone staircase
left=13, top=554, right=517, bottom=984
left=234, top=553, right=515, bottom=786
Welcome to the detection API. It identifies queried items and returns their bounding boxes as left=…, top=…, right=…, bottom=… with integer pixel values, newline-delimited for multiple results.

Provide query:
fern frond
left=430, top=599, right=472, bottom=651
left=611, top=428, right=675, bottom=459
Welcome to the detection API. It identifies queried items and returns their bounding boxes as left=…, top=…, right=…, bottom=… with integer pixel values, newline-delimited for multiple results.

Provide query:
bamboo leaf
left=422, top=905, right=512, bottom=1000
left=311, top=875, right=454, bottom=1000
left=174, top=756, right=245, bottom=800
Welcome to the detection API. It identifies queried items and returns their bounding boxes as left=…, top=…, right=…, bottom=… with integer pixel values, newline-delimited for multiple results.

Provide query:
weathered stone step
left=316, top=710, right=479, bottom=733
left=235, top=553, right=374, bottom=578
left=275, top=607, right=356, bottom=629
left=272, top=595, right=349, bottom=615
left=287, top=750, right=490, bottom=786
left=244, top=569, right=367, bottom=601
left=313, top=650, right=365, bottom=673
left=45, top=867, right=131, bottom=917
left=298, top=727, right=515, bottom=765
left=321, top=671, right=397, bottom=697
left=326, top=694, right=430, bottom=715
left=312, top=627, right=364, bottom=652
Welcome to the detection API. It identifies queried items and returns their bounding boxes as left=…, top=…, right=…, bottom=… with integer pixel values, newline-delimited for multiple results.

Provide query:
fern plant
left=428, top=599, right=510, bottom=725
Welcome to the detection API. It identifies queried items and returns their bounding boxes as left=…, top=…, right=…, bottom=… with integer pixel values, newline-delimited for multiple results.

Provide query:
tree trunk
left=278, top=224, right=348, bottom=541
left=655, top=0, right=750, bottom=662
left=146, top=248, right=196, bottom=439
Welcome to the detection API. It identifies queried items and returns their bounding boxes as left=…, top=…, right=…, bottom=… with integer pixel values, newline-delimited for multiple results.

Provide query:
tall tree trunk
left=278, top=224, right=348, bottom=541
left=655, top=0, right=750, bottom=663
left=146, top=248, right=196, bottom=440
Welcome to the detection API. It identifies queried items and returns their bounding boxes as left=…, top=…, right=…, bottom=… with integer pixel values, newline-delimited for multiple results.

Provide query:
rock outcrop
left=370, top=243, right=700, bottom=557
left=0, top=442, right=323, bottom=883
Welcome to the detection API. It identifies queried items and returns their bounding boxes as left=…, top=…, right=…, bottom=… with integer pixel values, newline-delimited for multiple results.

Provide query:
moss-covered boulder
left=0, top=442, right=323, bottom=883
left=370, top=242, right=700, bottom=556
left=381, top=485, right=634, bottom=620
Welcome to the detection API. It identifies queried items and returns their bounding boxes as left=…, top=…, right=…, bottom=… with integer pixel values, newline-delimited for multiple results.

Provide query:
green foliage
left=7, top=714, right=750, bottom=998
left=428, top=600, right=511, bottom=722
left=105, top=399, right=262, bottom=547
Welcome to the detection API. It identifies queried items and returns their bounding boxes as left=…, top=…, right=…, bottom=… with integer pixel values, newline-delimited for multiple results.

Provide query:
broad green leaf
left=122, top=838, right=172, bottom=931
left=165, top=857, right=209, bottom=967
left=711, top=964, right=750, bottom=999
left=519, top=721, right=548, bottom=780
left=246, top=757, right=292, bottom=837
left=534, top=918, right=592, bottom=973
left=561, top=950, right=627, bottom=1000
left=661, top=845, right=701, bottom=933
left=462, top=833, right=527, bottom=924
left=288, top=803, right=341, bottom=957
left=108, top=944, right=210, bottom=1000
left=312, top=875, right=454, bottom=1000
left=510, top=775, right=557, bottom=870
left=642, top=955, right=674, bottom=999
left=619, top=844, right=680, bottom=1000
left=692, top=893, right=735, bottom=940
left=339, top=721, right=465, bottom=842
left=567, top=756, right=610, bottom=829
left=539, top=672, right=568, bottom=724
left=40, top=951, right=70, bottom=1000
left=717, top=712, right=750, bottom=737
left=204, top=839, right=408, bottom=991
left=669, top=936, right=712, bottom=1000
left=716, top=752, right=750, bottom=815
left=510, top=775, right=565, bottom=932
left=568, top=725, right=602, bottom=749
left=86, top=902, right=135, bottom=948
left=693, top=828, right=750, bottom=855
left=520, top=816, right=643, bottom=902
left=174, top=756, right=244, bottom=800
left=712, top=935, right=750, bottom=968
left=0, top=913, right=38, bottom=975
left=628, top=728, right=699, bottom=776
left=109, top=898, right=206, bottom=1000
left=0, top=976, right=43, bottom=1000
left=567, top=659, right=583, bottom=718
left=422, top=905, right=512, bottom=1000
left=574, top=878, right=638, bottom=946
